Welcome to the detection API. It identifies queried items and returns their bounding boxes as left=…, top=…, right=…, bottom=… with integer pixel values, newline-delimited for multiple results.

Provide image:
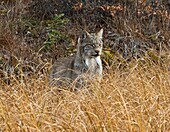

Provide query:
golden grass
left=0, top=55, right=170, bottom=131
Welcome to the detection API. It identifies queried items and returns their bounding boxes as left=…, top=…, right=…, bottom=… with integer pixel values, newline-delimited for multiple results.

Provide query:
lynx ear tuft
left=97, top=28, right=103, bottom=39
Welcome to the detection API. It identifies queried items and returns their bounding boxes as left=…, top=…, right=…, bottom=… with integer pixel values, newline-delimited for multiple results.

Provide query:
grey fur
left=49, top=29, right=103, bottom=88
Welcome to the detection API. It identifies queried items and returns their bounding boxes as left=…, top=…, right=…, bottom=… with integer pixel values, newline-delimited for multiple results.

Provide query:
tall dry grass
left=0, top=54, right=169, bottom=131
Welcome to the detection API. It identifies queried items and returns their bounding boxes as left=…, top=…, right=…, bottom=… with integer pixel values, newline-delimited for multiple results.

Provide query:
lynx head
left=77, top=29, right=103, bottom=59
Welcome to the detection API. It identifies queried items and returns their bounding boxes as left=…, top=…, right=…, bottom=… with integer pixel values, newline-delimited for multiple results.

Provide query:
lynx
left=49, top=29, right=103, bottom=88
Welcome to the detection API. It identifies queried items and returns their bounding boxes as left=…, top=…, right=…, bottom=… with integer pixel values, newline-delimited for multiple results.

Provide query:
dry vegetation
left=0, top=56, right=170, bottom=131
left=0, top=0, right=170, bottom=131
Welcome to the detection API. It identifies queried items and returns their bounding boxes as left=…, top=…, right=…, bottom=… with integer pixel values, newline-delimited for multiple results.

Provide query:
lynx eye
left=92, top=44, right=96, bottom=47
left=84, top=44, right=93, bottom=50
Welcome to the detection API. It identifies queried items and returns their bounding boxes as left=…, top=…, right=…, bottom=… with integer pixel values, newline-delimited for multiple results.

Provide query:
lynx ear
left=76, top=37, right=82, bottom=56
left=77, top=37, right=81, bottom=45
left=82, top=30, right=90, bottom=39
left=97, top=28, right=103, bottom=39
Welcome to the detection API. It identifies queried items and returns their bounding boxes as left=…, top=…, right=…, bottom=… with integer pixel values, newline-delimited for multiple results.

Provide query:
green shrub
left=43, top=14, right=70, bottom=50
